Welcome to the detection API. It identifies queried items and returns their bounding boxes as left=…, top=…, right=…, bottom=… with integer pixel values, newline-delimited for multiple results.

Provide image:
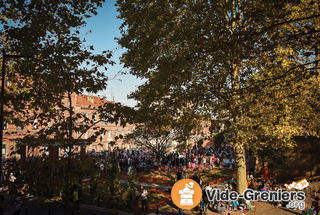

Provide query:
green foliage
left=0, top=2, right=136, bottom=215
left=116, top=0, right=320, bottom=192
left=175, top=140, right=191, bottom=153
left=126, top=125, right=173, bottom=165
left=126, top=168, right=137, bottom=208
left=256, top=145, right=288, bottom=169
left=1, top=0, right=111, bottom=128
left=213, top=132, right=225, bottom=149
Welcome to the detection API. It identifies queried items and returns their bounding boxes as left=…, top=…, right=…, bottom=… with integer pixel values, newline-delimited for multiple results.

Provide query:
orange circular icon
left=171, top=179, right=202, bottom=210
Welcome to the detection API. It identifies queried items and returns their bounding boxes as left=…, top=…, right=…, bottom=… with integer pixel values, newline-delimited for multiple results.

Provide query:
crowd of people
left=4, top=141, right=318, bottom=215
left=103, top=142, right=240, bottom=176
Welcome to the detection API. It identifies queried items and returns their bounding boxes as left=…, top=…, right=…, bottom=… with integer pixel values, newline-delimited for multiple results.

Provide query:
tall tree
left=116, top=0, right=320, bottom=193
left=0, top=1, right=128, bottom=214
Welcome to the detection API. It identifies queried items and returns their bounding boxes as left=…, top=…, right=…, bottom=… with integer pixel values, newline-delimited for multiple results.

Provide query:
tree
left=126, top=125, right=174, bottom=167
left=0, top=1, right=130, bottom=214
left=0, top=0, right=113, bottom=127
left=116, top=0, right=320, bottom=193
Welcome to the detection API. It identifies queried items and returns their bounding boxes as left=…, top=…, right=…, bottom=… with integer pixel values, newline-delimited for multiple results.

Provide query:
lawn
left=120, top=168, right=236, bottom=186
left=78, top=168, right=236, bottom=211
left=200, top=168, right=236, bottom=183
left=79, top=183, right=170, bottom=211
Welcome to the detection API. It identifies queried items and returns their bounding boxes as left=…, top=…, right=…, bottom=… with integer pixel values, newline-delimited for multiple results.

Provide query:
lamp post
left=1, top=48, right=32, bottom=180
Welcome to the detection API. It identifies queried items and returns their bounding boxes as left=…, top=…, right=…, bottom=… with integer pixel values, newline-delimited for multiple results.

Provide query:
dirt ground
left=248, top=202, right=302, bottom=215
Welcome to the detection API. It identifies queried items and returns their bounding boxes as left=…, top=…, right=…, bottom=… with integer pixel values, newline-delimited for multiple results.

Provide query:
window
left=2, top=143, right=6, bottom=156
left=3, top=122, right=8, bottom=130
left=44, top=147, right=49, bottom=156
left=33, top=119, right=37, bottom=130
left=57, top=119, right=61, bottom=130
left=84, top=113, right=89, bottom=124
left=122, top=129, right=125, bottom=136
left=93, top=128, right=96, bottom=136
left=93, top=113, right=96, bottom=122
left=108, top=130, right=111, bottom=138
left=85, top=131, right=88, bottom=139
left=115, top=129, right=118, bottom=137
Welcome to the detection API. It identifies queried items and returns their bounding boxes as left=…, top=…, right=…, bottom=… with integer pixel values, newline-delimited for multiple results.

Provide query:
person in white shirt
left=222, top=157, right=230, bottom=167
left=9, top=173, right=16, bottom=183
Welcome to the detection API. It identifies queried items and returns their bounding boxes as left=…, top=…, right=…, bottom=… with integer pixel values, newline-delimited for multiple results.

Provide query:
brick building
left=2, top=94, right=136, bottom=159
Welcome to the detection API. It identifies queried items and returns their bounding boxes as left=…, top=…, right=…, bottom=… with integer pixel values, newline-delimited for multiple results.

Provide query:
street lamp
left=0, top=48, right=33, bottom=180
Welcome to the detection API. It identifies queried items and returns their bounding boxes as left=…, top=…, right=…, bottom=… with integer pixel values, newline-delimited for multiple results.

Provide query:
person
left=223, top=184, right=228, bottom=191
left=73, top=188, right=79, bottom=211
left=217, top=201, right=226, bottom=214
left=13, top=192, right=22, bottom=215
left=182, top=171, right=187, bottom=179
left=177, top=169, right=182, bottom=181
left=228, top=183, right=234, bottom=191
left=309, top=205, right=316, bottom=215
left=311, top=191, right=319, bottom=215
left=222, top=156, right=230, bottom=167
left=134, top=188, right=140, bottom=215
left=141, top=186, right=148, bottom=213
left=252, top=179, right=259, bottom=191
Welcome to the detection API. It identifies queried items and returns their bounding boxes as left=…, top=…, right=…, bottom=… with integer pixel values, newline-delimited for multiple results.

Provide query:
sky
left=81, top=0, right=145, bottom=107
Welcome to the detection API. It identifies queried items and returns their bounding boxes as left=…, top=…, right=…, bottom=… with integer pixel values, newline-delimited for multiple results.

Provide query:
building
left=275, top=136, right=320, bottom=182
left=2, top=94, right=136, bottom=159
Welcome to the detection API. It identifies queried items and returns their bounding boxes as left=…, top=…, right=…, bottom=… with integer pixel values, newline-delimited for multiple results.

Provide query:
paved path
left=120, top=179, right=225, bottom=191
left=154, top=202, right=303, bottom=215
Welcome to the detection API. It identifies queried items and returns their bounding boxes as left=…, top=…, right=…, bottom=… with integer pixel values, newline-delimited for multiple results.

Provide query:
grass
left=132, top=168, right=236, bottom=185
left=149, top=168, right=235, bottom=180
left=148, top=192, right=168, bottom=204
left=79, top=168, right=236, bottom=211
left=201, top=168, right=235, bottom=182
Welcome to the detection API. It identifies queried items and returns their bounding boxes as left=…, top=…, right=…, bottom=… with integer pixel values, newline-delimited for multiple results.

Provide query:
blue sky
left=82, top=0, right=145, bottom=107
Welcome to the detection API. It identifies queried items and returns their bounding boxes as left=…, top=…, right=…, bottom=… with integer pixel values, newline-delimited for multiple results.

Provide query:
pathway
left=120, top=179, right=225, bottom=191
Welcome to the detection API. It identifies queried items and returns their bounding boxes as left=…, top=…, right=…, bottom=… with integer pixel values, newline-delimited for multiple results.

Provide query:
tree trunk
left=231, top=64, right=247, bottom=194
left=64, top=87, right=73, bottom=215
left=234, top=141, right=247, bottom=194
left=64, top=173, right=69, bottom=215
